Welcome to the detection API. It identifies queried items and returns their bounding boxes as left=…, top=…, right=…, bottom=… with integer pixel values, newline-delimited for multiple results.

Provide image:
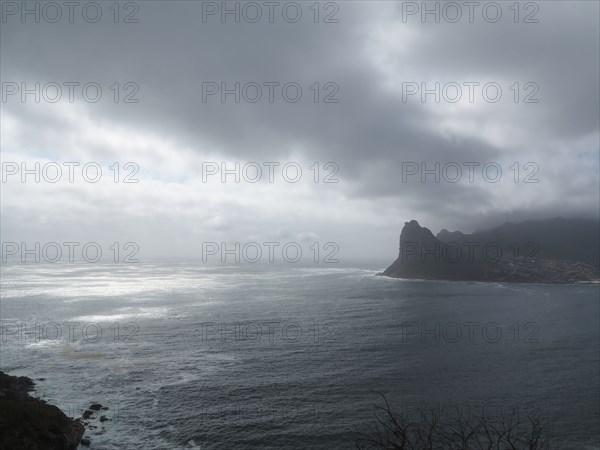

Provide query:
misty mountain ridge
left=437, top=217, right=599, bottom=268
left=382, top=217, right=600, bottom=283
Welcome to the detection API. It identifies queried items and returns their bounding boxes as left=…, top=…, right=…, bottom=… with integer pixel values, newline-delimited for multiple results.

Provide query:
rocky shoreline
left=0, top=371, right=111, bottom=449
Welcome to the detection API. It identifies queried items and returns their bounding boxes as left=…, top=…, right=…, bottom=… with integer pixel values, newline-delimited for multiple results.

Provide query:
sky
left=1, top=0, right=599, bottom=264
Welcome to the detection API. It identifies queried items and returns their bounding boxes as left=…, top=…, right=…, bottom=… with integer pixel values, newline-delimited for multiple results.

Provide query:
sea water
left=1, top=262, right=598, bottom=449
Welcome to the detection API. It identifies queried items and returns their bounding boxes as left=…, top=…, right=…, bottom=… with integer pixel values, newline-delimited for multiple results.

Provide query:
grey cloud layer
left=1, top=1, right=598, bottom=258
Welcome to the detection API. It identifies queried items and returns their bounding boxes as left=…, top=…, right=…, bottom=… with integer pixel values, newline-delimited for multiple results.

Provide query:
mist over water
left=1, top=263, right=598, bottom=449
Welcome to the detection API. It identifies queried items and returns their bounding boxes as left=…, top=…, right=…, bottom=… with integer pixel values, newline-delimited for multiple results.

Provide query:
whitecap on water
left=70, top=307, right=170, bottom=323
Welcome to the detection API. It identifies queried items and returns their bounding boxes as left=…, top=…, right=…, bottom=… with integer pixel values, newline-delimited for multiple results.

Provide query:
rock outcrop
left=382, top=219, right=600, bottom=283
left=0, top=371, right=84, bottom=450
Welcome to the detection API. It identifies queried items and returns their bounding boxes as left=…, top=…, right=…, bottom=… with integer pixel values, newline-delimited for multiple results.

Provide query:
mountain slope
left=382, top=218, right=600, bottom=283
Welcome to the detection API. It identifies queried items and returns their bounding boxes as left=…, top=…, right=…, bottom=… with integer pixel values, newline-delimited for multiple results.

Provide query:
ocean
left=1, top=262, right=598, bottom=449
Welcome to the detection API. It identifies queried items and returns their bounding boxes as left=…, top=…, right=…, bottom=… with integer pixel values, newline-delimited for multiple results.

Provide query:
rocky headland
left=0, top=371, right=111, bottom=449
left=381, top=218, right=600, bottom=283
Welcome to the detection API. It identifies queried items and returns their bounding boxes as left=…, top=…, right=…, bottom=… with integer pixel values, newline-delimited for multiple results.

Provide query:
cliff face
left=382, top=220, right=486, bottom=281
left=382, top=219, right=600, bottom=283
left=0, top=372, right=84, bottom=450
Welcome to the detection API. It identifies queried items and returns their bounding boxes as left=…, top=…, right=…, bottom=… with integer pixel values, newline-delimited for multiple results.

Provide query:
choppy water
left=1, top=263, right=599, bottom=449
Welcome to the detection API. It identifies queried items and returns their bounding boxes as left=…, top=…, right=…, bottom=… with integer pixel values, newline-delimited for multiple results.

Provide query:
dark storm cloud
left=1, top=1, right=598, bottom=253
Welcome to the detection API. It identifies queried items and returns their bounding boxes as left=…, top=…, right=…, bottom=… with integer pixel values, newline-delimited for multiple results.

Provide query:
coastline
left=376, top=271, right=600, bottom=284
left=0, top=371, right=84, bottom=449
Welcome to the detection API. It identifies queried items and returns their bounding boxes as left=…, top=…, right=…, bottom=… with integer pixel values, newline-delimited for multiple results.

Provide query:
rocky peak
left=399, top=220, right=438, bottom=250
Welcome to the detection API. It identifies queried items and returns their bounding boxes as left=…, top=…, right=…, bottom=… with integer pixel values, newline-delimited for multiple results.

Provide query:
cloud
left=1, top=1, right=598, bottom=261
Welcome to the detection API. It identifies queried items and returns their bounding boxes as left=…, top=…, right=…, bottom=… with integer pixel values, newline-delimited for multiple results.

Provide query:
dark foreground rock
left=0, top=371, right=84, bottom=450
left=382, top=220, right=600, bottom=283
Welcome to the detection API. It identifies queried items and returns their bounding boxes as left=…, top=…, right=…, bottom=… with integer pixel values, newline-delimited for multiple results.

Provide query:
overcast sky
left=1, top=1, right=599, bottom=263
